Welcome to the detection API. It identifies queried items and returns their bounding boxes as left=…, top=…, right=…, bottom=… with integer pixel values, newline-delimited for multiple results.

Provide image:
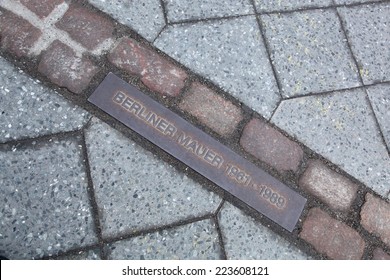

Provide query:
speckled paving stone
left=338, top=4, right=390, bottom=84
left=54, top=249, right=101, bottom=260
left=0, top=138, right=97, bottom=259
left=260, top=10, right=360, bottom=98
left=38, top=40, right=99, bottom=94
left=0, top=10, right=42, bottom=57
left=55, top=3, right=114, bottom=50
left=179, top=82, right=243, bottom=137
left=154, top=17, right=280, bottom=119
left=334, top=0, right=385, bottom=5
left=254, top=0, right=332, bottom=13
left=372, top=248, right=390, bottom=260
left=107, top=219, right=222, bottom=260
left=88, top=0, right=165, bottom=42
left=240, top=118, right=303, bottom=173
left=272, top=88, right=390, bottom=198
left=367, top=83, right=390, bottom=149
left=165, top=0, right=253, bottom=22
left=108, top=37, right=187, bottom=97
left=85, top=118, right=221, bottom=239
left=0, top=57, right=89, bottom=143
left=299, top=160, right=358, bottom=211
left=20, top=0, right=64, bottom=18
left=300, top=208, right=365, bottom=259
left=361, top=194, right=390, bottom=247
left=218, top=203, right=309, bottom=259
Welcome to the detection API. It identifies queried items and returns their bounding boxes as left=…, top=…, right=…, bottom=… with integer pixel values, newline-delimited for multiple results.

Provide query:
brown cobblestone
left=55, top=3, right=114, bottom=50
left=361, top=194, right=390, bottom=247
left=240, top=118, right=303, bottom=173
left=0, top=10, right=42, bottom=57
left=179, top=82, right=243, bottom=136
left=38, top=40, right=98, bottom=94
left=372, top=248, right=390, bottom=260
left=299, top=160, right=358, bottom=211
left=108, top=37, right=187, bottom=97
left=20, top=0, right=64, bottom=18
left=300, top=208, right=365, bottom=259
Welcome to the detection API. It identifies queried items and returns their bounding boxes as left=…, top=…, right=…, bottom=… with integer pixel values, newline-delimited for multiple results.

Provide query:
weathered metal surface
left=88, top=73, right=307, bottom=232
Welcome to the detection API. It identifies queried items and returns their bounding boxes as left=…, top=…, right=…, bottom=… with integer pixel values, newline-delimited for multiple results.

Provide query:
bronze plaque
left=88, top=73, right=306, bottom=232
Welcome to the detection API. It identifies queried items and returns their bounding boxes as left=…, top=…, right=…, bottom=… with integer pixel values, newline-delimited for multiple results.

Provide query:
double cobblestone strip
left=1, top=0, right=389, bottom=260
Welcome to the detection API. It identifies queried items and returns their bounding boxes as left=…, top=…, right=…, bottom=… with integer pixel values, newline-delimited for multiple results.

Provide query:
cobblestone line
left=1, top=0, right=389, bottom=259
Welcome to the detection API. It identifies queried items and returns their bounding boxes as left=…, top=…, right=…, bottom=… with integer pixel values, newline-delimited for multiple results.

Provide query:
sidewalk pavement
left=0, top=0, right=389, bottom=260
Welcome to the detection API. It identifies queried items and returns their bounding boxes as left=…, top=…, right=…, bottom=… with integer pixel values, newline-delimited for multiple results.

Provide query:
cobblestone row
left=0, top=0, right=389, bottom=259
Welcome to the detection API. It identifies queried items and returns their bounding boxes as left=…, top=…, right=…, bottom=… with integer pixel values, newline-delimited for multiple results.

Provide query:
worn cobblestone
left=109, top=37, right=187, bottom=97
left=300, top=208, right=365, bottom=259
left=361, top=194, right=390, bottom=247
left=299, top=160, right=358, bottom=211
left=240, top=118, right=303, bottom=173
left=179, top=82, right=243, bottom=137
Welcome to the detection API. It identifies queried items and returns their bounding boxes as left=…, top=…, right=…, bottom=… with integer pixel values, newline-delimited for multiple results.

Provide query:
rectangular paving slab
left=0, top=137, right=97, bottom=259
left=88, top=73, right=306, bottom=232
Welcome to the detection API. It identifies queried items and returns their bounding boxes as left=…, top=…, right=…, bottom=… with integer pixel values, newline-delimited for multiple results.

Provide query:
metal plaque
left=88, top=73, right=307, bottom=232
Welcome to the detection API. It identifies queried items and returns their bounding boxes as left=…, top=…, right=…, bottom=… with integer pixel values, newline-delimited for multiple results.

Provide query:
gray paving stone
left=0, top=57, right=90, bottom=143
left=261, top=10, right=360, bottom=98
left=85, top=118, right=222, bottom=239
left=254, top=0, right=332, bottom=13
left=88, top=0, right=165, bottom=41
left=164, top=0, right=254, bottom=22
left=335, top=0, right=384, bottom=4
left=154, top=17, right=279, bottom=119
left=54, top=249, right=101, bottom=260
left=107, top=219, right=222, bottom=259
left=272, top=88, right=390, bottom=198
left=338, top=4, right=390, bottom=84
left=218, top=203, right=309, bottom=259
left=367, top=83, right=390, bottom=149
left=0, top=137, right=97, bottom=259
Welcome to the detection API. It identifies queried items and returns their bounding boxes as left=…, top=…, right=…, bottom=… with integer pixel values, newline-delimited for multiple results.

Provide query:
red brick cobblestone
left=38, top=41, right=99, bottom=94
left=361, top=194, right=390, bottom=247
left=0, top=0, right=389, bottom=260
left=240, top=119, right=303, bottom=173
left=55, top=3, right=114, bottom=50
left=108, top=37, right=187, bottom=97
left=0, top=10, right=42, bottom=57
left=179, top=82, right=243, bottom=137
left=372, top=248, right=390, bottom=260
left=299, top=160, right=358, bottom=211
left=20, top=0, right=64, bottom=18
left=300, top=208, right=365, bottom=259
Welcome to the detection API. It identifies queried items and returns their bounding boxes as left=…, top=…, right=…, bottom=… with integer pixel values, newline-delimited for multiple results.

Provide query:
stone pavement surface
left=0, top=0, right=389, bottom=260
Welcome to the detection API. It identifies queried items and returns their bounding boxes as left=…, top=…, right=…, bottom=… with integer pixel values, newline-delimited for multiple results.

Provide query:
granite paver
left=154, top=17, right=280, bottom=119
left=366, top=83, right=390, bottom=149
left=85, top=118, right=222, bottom=239
left=88, top=0, right=165, bottom=42
left=260, top=10, right=360, bottom=98
left=240, top=118, right=303, bottom=173
left=218, top=203, right=309, bottom=259
left=300, top=208, right=365, bottom=259
left=0, top=57, right=90, bottom=142
left=372, top=248, right=390, bottom=260
left=0, top=138, right=97, bottom=259
left=38, top=40, right=99, bottom=94
left=179, top=82, right=243, bottom=137
left=165, top=0, right=254, bottom=22
left=0, top=9, right=42, bottom=57
left=107, top=219, right=222, bottom=260
left=361, top=194, right=390, bottom=247
left=272, top=88, right=390, bottom=198
left=299, top=160, right=358, bottom=211
left=338, top=4, right=390, bottom=84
